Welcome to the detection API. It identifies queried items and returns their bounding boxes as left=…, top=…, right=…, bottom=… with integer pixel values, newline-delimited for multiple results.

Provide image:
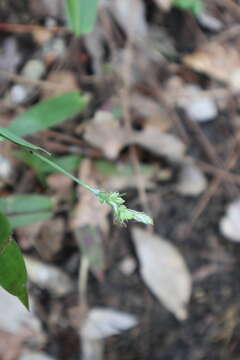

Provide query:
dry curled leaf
left=132, top=227, right=192, bottom=320
left=84, top=111, right=185, bottom=161
left=183, top=43, right=240, bottom=92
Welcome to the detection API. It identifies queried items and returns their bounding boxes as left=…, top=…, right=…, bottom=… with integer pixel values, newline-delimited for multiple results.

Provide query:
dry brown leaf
left=132, top=227, right=192, bottom=320
left=84, top=111, right=127, bottom=160
left=84, top=111, right=185, bottom=161
left=71, top=159, right=109, bottom=278
left=135, top=125, right=185, bottom=161
left=183, top=43, right=240, bottom=91
left=0, top=330, right=23, bottom=360
left=70, top=159, right=110, bottom=232
left=34, top=217, right=65, bottom=260
left=0, top=287, right=45, bottom=346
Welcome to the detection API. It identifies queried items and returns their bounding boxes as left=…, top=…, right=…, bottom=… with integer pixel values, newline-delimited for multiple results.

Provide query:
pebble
left=197, top=11, right=223, bottom=32
left=175, top=160, right=207, bottom=196
left=177, top=84, right=218, bottom=123
left=220, top=198, right=240, bottom=242
left=0, top=155, right=12, bottom=188
left=119, top=256, right=137, bottom=276
left=10, top=59, right=46, bottom=105
left=184, top=95, right=218, bottom=123
left=10, top=84, right=35, bottom=105
left=22, top=59, right=46, bottom=81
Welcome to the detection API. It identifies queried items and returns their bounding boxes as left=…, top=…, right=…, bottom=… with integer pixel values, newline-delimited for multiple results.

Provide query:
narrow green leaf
left=172, top=0, right=203, bottom=14
left=9, top=91, right=89, bottom=137
left=65, top=0, right=99, bottom=36
left=0, top=239, right=29, bottom=309
left=0, top=127, right=49, bottom=154
left=0, top=195, right=54, bottom=228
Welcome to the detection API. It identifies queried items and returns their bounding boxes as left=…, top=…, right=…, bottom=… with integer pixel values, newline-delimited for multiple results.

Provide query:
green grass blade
left=9, top=91, right=89, bottom=137
left=65, top=0, right=99, bottom=36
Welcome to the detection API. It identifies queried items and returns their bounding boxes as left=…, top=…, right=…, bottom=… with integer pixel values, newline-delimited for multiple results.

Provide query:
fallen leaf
left=24, top=256, right=74, bottom=297
left=220, top=198, right=240, bottom=242
left=70, top=159, right=110, bottom=233
left=71, top=159, right=109, bottom=278
left=80, top=308, right=138, bottom=339
left=34, top=217, right=65, bottom=260
left=131, top=227, right=192, bottom=320
left=0, top=287, right=44, bottom=345
left=183, top=43, right=240, bottom=91
left=0, top=330, right=23, bottom=360
left=84, top=111, right=185, bottom=161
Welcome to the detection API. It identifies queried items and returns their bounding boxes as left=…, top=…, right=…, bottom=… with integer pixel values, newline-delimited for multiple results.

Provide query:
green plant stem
left=33, top=152, right=99, bottom=195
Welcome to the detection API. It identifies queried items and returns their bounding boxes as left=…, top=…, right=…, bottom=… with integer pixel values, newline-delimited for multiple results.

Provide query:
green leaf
left=0, top=213, right=11, bottom=253
left=0, top=240, right=29, bottom=308
left=15, top=150, right=83, bottom=181
left=172, top=0, right=203, bottom=14
left=0, top=214, right=29, bottom=308
left=0, top=127, right=49, bottom=154
left=65, top=0, right=99, bottom=36
left=8, top=91, right=89, bottom=137
left=0, top=195, right=54, bottom=228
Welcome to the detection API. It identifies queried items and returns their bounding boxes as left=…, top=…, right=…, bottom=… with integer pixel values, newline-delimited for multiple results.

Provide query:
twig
left=0, top=70, right=71, bottom=90
left=185, top=115, right=237, bottom=196
left=78, top=256, right=89, bottom=310
left=192, top=132, right=240, bottom=222
left=0, top=22, right=69, bottom=34
left=197, top=160, right=240, bottom=185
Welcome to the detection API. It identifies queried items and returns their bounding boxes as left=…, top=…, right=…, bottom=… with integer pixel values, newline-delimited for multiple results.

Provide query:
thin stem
left=33, top=152, right=99, bottom=195
left=78, top=255, right=89, bottom=309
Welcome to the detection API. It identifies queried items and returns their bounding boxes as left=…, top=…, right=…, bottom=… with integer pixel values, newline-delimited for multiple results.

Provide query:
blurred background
left=1, top=0, right=240, bottom=359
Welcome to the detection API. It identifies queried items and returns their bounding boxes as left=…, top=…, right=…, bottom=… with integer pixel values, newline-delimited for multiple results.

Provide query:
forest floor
left=1, top=1, right=240, bottom=359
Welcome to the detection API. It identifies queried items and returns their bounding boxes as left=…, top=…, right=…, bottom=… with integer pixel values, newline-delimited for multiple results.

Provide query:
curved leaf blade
left=0, top=126, right=49, bottom=154
left=0, top=215, right=28, bottom=309
left=65, top=0, right=99, bottom=36
left=9, top=91, right=89, bottom=137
